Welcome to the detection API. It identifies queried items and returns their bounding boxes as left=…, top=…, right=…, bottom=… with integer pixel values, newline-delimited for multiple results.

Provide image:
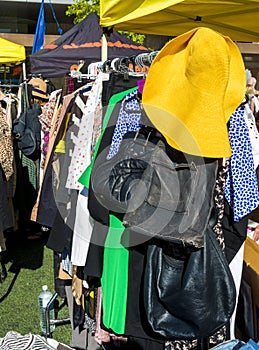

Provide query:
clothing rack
left=27, top=73, right=43, bottom=79
left=0, top=83, right=22, bottom=88
left=100, top=50, right=159, bottom=74
left=69, top=62, right=103, bottom=82
left=69, top=71, right=91, bottom=83
left=69, top=52, right=160, bottom=82
left=133, top=51, right=159, bottom=68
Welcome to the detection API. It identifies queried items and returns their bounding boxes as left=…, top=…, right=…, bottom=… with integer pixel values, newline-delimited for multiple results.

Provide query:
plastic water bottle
left=38, top=285, right=55, bottom=335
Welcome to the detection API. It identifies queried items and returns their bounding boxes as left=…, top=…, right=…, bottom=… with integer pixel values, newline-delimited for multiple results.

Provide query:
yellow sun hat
left=142, top=27, right=246, bottom=158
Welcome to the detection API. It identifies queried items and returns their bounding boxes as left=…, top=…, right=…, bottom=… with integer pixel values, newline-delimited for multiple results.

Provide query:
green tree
left=66, top=0, right=145, bottom=44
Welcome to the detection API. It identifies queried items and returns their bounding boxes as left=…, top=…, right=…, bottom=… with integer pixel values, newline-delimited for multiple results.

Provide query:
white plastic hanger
left=87, top=61, right=103, bottom=78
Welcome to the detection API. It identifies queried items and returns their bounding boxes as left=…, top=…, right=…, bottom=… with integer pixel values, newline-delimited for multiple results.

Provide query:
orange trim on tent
left=63, top=42, right=102, bottom=49
left=44, top=43, right=58, bottom=49
left=44, top=41, right=149, bottom=51
left=107, top=41, right=149, bottom=50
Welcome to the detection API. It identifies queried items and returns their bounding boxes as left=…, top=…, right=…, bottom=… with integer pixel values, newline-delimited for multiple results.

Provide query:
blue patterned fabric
left=107, top=90, right=141, bottom=159
left=224, top=105, right=259, bottom=221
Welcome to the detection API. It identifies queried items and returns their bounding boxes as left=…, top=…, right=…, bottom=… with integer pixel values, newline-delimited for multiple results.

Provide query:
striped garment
left=0, top=331, right=57, bottom=350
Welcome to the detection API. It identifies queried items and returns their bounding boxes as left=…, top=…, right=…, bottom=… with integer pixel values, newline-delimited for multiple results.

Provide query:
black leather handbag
left=123, top=141, right=218, bottom=248
left=91, top=129, right=159, bottom=213
left=144, top=225, right=236, bottom=340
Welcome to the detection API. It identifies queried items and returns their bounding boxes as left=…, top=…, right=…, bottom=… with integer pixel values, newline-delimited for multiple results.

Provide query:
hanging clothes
left=0, top=166, right=13, bottom=233
left=101, top=214, right=129, bottom=335
left=36, top=92, right=78, bottom=229
left=30, top=90, right=62, bottom=222
left=166, top=161, right=230, bottom=350
left=65, top=74, right=102, bottom=267
left=0, top=104, right=13, bottom=181
left=106, top=90, right=142, bottom=160
left=38, top=89, right=62, bottom=167
left=224, top=105, right=259, bottom=221
left=88, top=88, right=165, bottom=350
left=243, top=102, right=259, bottom=170
left=83, top=95, right=137, bottom=281
left=81, top=87, right=141, bottom=280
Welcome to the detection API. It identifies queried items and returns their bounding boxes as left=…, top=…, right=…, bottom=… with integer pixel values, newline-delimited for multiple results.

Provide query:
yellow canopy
left=100, top=0, right=259, bottom=42
left=0, top=37, right=26, bottom=65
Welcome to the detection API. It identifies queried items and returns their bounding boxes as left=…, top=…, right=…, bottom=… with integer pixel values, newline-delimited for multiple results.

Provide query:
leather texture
left=123, top=141, right=218, bottom=248
left=144, top=226, right=236, bottom=340
left=91, top=130, right=159, bottom=213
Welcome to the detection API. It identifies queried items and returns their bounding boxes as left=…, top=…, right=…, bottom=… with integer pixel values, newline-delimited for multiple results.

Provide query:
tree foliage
left=66, top=0, right=100, bottom=23
left=66, top=0, right=145, bottom=44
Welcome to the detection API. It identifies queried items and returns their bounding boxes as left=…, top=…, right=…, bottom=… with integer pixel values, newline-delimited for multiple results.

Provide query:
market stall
left=30, top=12, right=149, bottom=78
left=19, top=2, right=259, bottom=349
left=100, top=0, right=259, bottom=41
left=97, top=1, right=259, bottom=347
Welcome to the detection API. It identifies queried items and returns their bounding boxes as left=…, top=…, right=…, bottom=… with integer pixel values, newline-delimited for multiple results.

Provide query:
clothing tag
left=101, top=72, right=110, bottom=81
left=75, top=95, right=86, bottom=113
left=72, top=114, right=80, bottom=127
left=222, top=157, right=229, bottom=167
left=71, top=133, right=79, bottom=146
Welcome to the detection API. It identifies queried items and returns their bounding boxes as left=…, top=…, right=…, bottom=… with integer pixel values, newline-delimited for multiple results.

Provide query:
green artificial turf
left=0, top=230, right=72, bottom=345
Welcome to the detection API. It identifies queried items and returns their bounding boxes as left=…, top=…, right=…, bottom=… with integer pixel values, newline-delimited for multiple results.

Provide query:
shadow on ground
left=3, top=227, right=49, bottom=272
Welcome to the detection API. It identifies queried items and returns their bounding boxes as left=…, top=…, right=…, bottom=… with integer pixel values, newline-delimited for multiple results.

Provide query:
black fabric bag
left=144, top=226, right=236, bottom=340
left=12, top=103, right=42, bottom=159
left=123, top=141, right=218, bottom=248
left=91, top=129, right=159, bottom=214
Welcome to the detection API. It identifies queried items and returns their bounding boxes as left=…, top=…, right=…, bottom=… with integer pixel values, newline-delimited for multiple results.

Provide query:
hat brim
left=142, top=27, right=246, bottom=158
left=28, top=78, right=50, bottom=101
left=31, top=88, right=50, bottom=100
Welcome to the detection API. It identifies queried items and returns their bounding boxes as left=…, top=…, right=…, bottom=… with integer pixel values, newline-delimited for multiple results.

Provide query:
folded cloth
left=0, top=331, right=57, bottom=350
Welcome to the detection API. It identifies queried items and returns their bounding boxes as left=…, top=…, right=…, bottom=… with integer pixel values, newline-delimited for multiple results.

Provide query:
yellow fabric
left=54, top=112, right=71, bottom=154
left=100, top=0, right=259, bottom=42
left=100, top=0, right=181, bottom=28
left=72, top=265, right=83, bottom=306
left=0, top=38, right=25, bottom=65
left=142, top=27, right=246, bottom=158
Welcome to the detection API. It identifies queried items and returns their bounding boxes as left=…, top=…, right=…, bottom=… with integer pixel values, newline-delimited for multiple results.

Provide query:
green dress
left=78, top=86, right=137, bottom=334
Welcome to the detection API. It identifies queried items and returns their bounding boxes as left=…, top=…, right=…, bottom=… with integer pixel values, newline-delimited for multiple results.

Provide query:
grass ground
left=0, top=229, right=72, bottom=346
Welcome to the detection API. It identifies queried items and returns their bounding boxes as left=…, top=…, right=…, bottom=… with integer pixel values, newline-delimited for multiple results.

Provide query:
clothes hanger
left=148, top=51, right=159, bottom=64
left=87, top=61, right=103, bottom=78
left=110, top=57, right=120, bottom=71
left=134, top=53, right=149, bottom=68
left=69, top=70, right=84, bottom=83
left=101, top=59, right=111, bottom=73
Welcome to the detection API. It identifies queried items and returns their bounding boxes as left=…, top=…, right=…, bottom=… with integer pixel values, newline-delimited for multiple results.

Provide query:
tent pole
left=17, top=61, right=27, bottom=115
left=101, top=33, right=108, bottom=62
left=22, top=61, right=27, bottom=81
